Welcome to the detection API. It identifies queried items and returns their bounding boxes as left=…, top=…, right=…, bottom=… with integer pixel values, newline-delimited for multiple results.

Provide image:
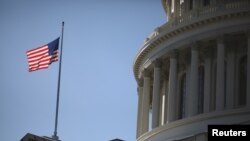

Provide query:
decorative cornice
left=133, top=3, right=250, bottom=82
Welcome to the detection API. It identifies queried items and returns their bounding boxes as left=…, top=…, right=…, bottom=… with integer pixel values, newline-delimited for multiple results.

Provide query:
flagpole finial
left=62, top=21, right=64, bottom=26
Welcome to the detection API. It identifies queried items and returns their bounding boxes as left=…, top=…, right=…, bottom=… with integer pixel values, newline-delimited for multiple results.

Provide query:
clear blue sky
left=0, top=0, right=165, bottom=140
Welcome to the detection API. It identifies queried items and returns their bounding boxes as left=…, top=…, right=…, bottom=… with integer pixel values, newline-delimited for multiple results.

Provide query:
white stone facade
left=133, top=0, right=250, bottom=141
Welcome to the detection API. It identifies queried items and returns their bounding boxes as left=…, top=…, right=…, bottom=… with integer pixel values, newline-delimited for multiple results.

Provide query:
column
left=141, top=69, right=150, bottom=134
left=247, top=33, right=250, bottom=107
left=174, top=0, right=180, bottom=18
left=226, top=46, right=236, bottom=109
left=204, top=49, right=212, bottom=113
left=164, top=80, right=169, bottom=124
left=167, top=50, right=178, bottom=122
left=152, top=60, right=161, bottom=128
left=188, top=45, right=199, bottom=117
left=216, top=37, right=225, bottom=111
left=136, top=83, right=143, bottom=138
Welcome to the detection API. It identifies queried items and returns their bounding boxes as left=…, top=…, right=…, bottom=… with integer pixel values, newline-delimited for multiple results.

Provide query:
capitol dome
left=133, top=0, right=250, bottom=141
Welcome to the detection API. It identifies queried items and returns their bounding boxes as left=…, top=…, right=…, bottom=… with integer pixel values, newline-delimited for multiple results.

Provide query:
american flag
left=26, top=38, right=60, bottom=72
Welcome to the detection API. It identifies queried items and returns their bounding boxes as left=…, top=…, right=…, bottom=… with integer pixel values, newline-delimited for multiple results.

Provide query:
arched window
left=198, top=66, right=205, bottom=114
left=178, top=73, right=186, bottom=119
left=238, top=56, right=247, bottom=106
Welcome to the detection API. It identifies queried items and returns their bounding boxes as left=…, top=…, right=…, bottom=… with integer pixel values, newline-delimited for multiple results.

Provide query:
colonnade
left=136, top=33, right=250, bottom=138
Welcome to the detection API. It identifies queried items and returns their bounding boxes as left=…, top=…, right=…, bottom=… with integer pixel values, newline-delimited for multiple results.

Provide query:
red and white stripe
left=26, top=45, right=58, bottom=72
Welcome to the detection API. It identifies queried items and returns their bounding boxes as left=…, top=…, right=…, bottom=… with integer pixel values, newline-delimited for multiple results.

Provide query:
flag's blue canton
left=48, top=37, right=60, bottom=55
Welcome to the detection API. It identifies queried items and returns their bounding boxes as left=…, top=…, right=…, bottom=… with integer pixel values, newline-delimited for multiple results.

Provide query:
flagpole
left=53, top=21, right=64, bottom=141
